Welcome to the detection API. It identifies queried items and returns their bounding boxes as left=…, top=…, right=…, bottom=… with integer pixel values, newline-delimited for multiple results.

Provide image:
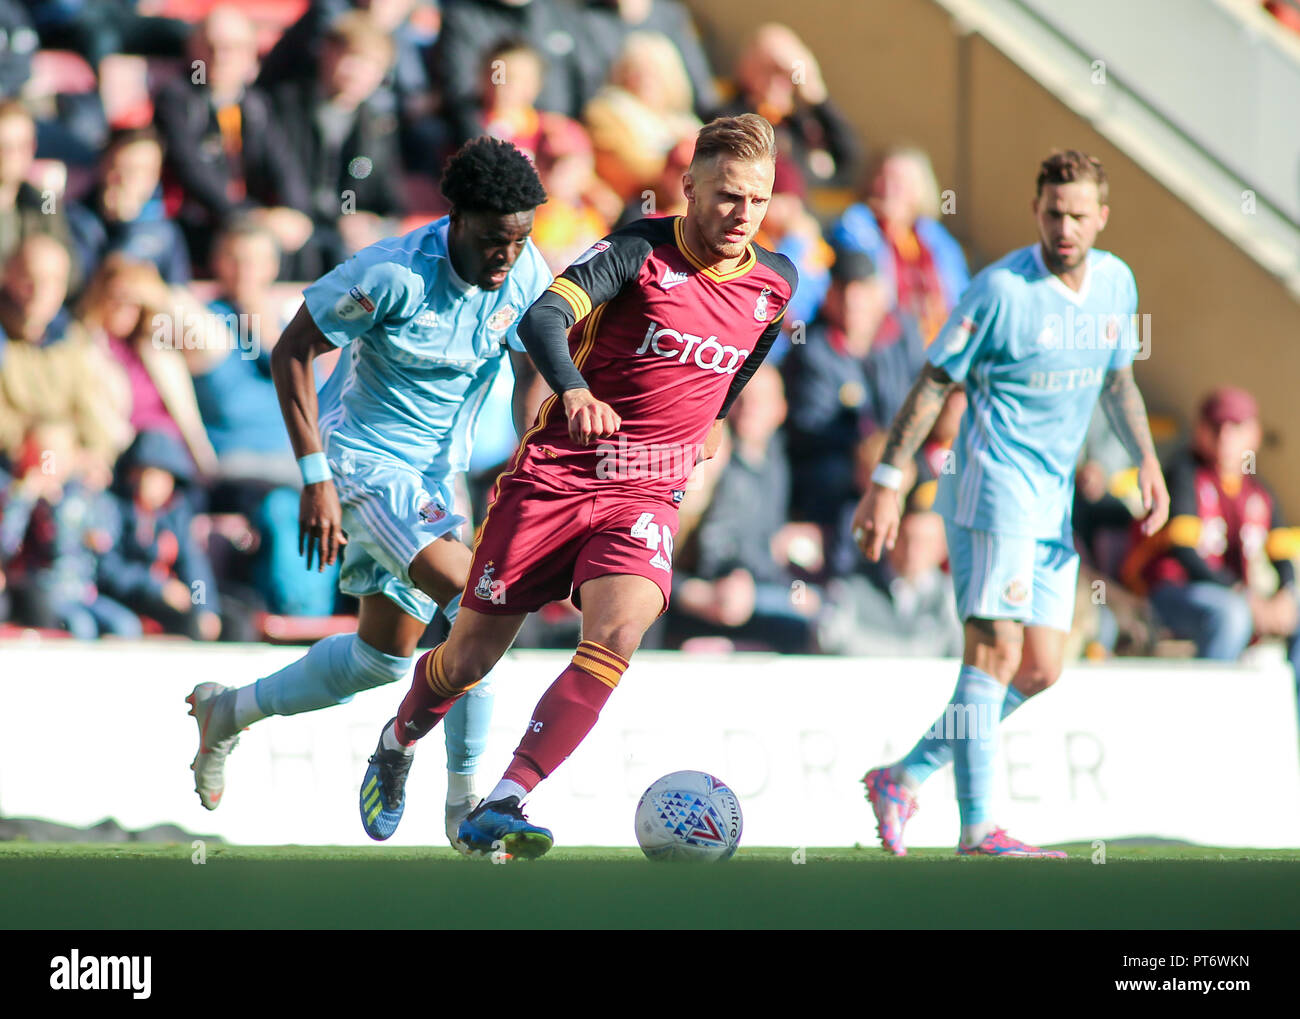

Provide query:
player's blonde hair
left=689, top=114, right=777, bottom=171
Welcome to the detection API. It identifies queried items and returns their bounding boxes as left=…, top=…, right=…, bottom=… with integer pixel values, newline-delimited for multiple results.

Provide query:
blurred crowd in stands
left=0, top=0, right=1294, bottom=689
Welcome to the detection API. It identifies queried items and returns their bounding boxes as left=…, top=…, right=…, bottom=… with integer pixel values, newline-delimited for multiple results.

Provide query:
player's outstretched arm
left=272, top=304, right=348, bottom=570
left=1099, top=365, right=1169, bottom=536
left=852, top=363, right=956, bottom=561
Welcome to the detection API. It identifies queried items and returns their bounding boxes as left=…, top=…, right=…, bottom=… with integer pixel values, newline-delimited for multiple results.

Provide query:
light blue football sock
left=894, top=681, right=1028, bottom=788
left=946, top=665, right=1005, bottom=829
left=254, top=633, right=413, bottom=716
left=438, top=594, right=496, bottom=777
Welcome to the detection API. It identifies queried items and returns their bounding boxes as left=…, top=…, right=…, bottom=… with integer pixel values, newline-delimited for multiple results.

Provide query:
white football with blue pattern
left=634, top=770, right=743, bottom=862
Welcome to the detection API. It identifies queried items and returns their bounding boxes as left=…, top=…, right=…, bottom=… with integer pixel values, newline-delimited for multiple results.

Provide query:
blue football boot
left=457, top=796, right=553, bottom=859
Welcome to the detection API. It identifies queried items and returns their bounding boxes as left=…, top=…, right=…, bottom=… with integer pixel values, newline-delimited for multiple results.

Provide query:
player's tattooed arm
left=878, top=363, right=957, bottom=470
left=1100, top=365, right=1170, bottom=534
left=1099, top=365, right=1158, bottom=464
left=852, top=363, right=955, bottom=562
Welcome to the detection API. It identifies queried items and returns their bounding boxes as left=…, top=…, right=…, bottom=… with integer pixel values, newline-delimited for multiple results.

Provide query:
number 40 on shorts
left=631, top=512, right=673, bottom=572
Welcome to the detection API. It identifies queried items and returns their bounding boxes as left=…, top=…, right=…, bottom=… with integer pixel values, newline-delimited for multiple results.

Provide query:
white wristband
left=871, top=463, right=904, bottom=491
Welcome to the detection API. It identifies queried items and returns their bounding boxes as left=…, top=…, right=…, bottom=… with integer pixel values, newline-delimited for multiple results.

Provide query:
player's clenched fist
left=562, top=388, right=621, bottom=445
left=299, top=480, right=348, bottom=571
left=851, top=483, right=901, bottom=562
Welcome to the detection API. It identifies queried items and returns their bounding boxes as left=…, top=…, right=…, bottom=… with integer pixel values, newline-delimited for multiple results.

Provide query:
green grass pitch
left=2, top=842, right=1298, bottom=929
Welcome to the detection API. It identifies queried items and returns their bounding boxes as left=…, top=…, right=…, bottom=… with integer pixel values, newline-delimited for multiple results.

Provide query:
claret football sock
left=394, top=643, right=475, bottom=745
left=500, top=640, right=628, bottom=794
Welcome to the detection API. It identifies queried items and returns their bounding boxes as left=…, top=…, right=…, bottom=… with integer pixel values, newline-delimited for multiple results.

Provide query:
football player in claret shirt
left=361, top=114, right=798, bottom=856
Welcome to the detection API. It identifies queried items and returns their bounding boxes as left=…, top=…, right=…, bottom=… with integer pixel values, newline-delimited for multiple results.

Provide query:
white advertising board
left=1, top=642, right=1297, bottom=849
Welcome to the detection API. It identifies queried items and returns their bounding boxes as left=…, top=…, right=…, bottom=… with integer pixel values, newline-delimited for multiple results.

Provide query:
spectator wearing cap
left=782, top=248, right=930, bottom=528
left=831, top=145, right=969, bottom=342
left=1123, top=387, right=1299, bottom=685
left=98, top=429, right=223, bottom=642
left=717, top=23, right=860, bottom=192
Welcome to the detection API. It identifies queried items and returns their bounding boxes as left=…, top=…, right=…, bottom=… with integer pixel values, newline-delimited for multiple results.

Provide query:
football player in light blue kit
left=186, top=139, right=551, bottom=849
left=854, top=151, right=1170, bottom=856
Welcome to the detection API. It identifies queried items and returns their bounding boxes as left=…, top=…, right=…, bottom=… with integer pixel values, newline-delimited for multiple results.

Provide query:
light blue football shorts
left=326, top=441, right=466, bottom=624
left=944, top=521, right=1079, bottom=632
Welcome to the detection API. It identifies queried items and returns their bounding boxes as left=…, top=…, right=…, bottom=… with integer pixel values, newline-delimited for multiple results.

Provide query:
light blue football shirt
left=305, top=217, right=551, bottom=479
left=928, top=243, right=1140, bottom=539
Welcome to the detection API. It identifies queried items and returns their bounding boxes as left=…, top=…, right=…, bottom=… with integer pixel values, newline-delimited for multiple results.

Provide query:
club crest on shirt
left=754, top=286, right=772, bottom=322
left=418, top=500, right=446, bottom=525
left=487, top=305, right=518, bottom=332
left=474, top=561, right=497, bottom=600
left=569, top=239, right=610, bottom=266
left=1002, top=578, right=1029, bottom=606
left=334, top=285, right=376, bottom=321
